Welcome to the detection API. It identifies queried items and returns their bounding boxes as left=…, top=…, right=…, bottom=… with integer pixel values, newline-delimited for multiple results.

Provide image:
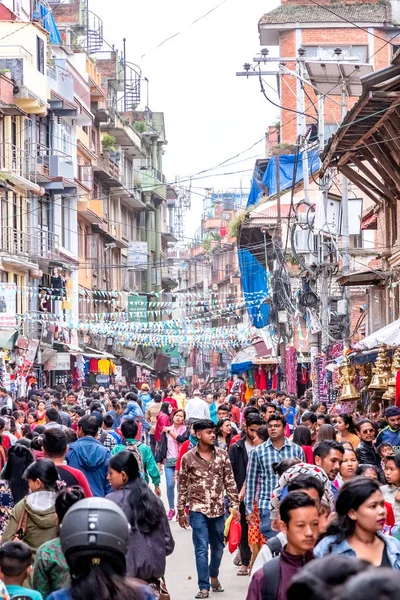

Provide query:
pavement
left=164, top=516, right=249, bottom=600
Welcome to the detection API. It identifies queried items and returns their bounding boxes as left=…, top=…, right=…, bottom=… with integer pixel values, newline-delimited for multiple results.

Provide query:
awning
left=337, top=269, right=387, bottom=287
left=120, top=356, right=155, bottom=372
left=230, top=339, right=273, bottom=373
left=361, top=210, right=378, bottom=231
left=354, top=318, right=400, bottom=350
left=84, top=347, right=116, bottom=359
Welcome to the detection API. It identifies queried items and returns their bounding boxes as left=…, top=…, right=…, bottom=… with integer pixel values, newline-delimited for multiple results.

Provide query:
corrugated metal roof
left=260, top=3, right=391, bottom=25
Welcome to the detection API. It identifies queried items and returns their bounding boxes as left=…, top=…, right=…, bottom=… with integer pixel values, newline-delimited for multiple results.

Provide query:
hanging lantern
left=369, top=344, right=391, bottom=390
left=339, top=353, right=360, bottom=401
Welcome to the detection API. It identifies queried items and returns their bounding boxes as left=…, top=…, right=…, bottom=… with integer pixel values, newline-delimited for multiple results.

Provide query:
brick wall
left=278, top=26, right=396, bottom=144
left=51, top=0, right=81, bottom=26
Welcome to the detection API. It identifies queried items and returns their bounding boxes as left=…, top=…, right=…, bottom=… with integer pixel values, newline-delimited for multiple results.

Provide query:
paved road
left=165, top=519, right=249, bottom=600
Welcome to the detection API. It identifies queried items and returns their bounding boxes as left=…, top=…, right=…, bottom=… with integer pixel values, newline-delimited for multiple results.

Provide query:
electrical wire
left=140, top=0, right=230, bottom=58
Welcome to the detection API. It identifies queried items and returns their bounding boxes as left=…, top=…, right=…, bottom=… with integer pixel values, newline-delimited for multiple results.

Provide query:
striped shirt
left=244, top=438, right=305, bottom=514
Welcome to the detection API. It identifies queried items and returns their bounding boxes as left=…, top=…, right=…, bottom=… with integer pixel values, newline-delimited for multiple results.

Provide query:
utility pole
left=341, top=82, right=351, bottom=347
left=275, top=154, right=287, bottom=391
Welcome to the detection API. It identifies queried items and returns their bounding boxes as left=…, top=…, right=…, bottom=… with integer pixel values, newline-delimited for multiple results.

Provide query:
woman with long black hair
left=215, top=418, right=233, bottom=450
left=336, top=414, right=360, bottom=449
left=2, top=458, right=58, bottom=555
left=0, top=443, right=34, bottom=535
left=47, top=497, right=156, bottom=600
left=314, top=477, right=400, bottom=567
left=107, top=450, right=174, bottom=584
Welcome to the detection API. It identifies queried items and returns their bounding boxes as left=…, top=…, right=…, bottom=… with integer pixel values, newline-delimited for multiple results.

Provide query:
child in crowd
left=0, top=541, right=43, bottom=600
left=378, top=441, right=395, bottom=472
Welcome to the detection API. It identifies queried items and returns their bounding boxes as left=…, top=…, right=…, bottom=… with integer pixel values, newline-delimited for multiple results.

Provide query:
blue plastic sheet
left=33, top=3, right=61, bottom=45
left=238, top=248, right=269, bottom=329
left=246, top=149, right=320, bottom=208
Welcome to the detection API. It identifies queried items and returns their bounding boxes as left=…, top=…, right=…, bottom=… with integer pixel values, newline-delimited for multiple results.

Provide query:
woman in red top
left=163, top=390, right=178, bottom=412
left=36, top=400, right=47, bottom=426
left=292, top=425, right=314, bottom=464
left=155, top=402, right=172, bottom=443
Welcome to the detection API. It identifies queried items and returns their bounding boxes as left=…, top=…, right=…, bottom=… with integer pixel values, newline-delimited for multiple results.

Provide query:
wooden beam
left=340, top=165, right=385, bottom=205
left=351, top=156, right=395, bottom=202
left=367, top=136, right=400, bottom=191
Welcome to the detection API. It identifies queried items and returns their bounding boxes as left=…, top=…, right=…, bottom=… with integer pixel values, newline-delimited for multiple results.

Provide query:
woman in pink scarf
left=156, top=409, right=188, bottom=520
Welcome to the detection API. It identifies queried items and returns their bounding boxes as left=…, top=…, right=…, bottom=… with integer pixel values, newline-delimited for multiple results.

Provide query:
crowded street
left=0, top=0, right=400, bottom=599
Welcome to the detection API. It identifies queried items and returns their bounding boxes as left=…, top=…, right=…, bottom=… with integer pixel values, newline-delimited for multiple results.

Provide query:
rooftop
left=259, top=3, right=392, bottom=25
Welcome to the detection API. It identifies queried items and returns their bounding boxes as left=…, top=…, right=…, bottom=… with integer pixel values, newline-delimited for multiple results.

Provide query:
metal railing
left=0, top=143, right=37, bottom=183
left=0, top=45, right=33, bottom=62
left=0, top=227, right=59, bottom=260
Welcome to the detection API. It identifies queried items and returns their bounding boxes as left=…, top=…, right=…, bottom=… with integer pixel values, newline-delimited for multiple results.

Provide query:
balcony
left=161, top=225, right=177, bottom=243
left=34, top=146, right=76, bottom=193
left=0, top=143, right=41, bottom=193
left=0, top=226, right=60, bottom=267
left=78, top=199, right=104, bottom=222
left=161, top=266, right=178, bottom=289
left=101, top=112, right=144, bottom=159
left=139, top=167, right=167, bottom=201
left=94, top=154, right=122, bottom=187
left=47, top=62, right=75, bottom=104
left=0, top=43, right=47, bottom=114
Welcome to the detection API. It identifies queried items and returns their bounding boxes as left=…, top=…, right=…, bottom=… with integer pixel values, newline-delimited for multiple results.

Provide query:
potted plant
left=101, top=134, right=116, bottom=153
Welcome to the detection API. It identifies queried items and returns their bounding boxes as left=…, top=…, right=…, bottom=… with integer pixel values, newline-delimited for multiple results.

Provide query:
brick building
left=259, top=1, right=398, bottom=144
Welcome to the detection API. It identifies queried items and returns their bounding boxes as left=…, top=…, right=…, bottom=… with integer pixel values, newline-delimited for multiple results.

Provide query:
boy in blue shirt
left=0, top=541, right=43, bottom=600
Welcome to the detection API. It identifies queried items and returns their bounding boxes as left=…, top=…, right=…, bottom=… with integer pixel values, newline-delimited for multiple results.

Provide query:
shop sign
left=44, top=352, right=70, bottom=371
left=128, top=294, right=147, bottom=323
left=127, top=242, right=148, bottom=270
left=186, top=367, right=193, bottom=377
left=115, top=366, right=122, bottom=382
left=0, top=283, right=16, bottom=328
left=96, top=374, right=110, bottom=385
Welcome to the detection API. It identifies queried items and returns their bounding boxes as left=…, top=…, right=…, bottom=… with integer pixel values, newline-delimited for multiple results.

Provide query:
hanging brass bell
left=339, top=353, right=360, bottom=402
left=341, top=382, right=361, bottom=401
left=369, top=372, right=390, bottom=390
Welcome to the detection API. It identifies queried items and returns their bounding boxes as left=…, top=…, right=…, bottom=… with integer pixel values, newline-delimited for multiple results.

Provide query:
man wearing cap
left=376, top=406, right=400, bottom=453
left=185, top=390, right=210, bottom=426
left=138, top=383, right=152, bottom=413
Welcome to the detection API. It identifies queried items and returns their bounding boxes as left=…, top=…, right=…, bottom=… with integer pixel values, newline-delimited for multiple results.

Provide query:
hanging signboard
left=0, top=283, right=16, bottom=328
left=127, top=242, right=148, bottom=270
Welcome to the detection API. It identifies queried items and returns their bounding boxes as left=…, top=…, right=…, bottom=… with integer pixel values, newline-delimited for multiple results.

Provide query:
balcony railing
left=0, top=45, right=33, bottom=62
left=0, top=227, right=59, bottom=261
left=0, top=143, right=37, bottom=183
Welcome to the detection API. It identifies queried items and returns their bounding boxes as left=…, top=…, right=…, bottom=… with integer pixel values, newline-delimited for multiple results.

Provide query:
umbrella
left=354, top=319, right=400, bottom=351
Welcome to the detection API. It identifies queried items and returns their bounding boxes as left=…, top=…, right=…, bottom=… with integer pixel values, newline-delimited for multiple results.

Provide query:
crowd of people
left=0, top=382, right=400, bottom=598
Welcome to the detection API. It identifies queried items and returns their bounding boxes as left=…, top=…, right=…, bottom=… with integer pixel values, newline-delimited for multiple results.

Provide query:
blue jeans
left=189, top=511, right=225, bottom=591
left=165, top=466, right=176, bottom=509
left=259, top=507, right=277, bottom=540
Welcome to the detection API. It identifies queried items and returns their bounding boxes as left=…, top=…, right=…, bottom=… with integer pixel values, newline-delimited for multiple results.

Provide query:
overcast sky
left=93, top=0, right=280, bottom=239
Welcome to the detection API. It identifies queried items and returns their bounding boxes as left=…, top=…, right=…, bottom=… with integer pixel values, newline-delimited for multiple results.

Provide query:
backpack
left=266, top=536, right=284, bottom=557
left=125, top=441, right=145, bottom=475
left=262, top=556, right=281, bottom=600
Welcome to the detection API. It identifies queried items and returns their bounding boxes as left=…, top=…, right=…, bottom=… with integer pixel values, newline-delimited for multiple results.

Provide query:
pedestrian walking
left=177, top=418, right=240, bottom=599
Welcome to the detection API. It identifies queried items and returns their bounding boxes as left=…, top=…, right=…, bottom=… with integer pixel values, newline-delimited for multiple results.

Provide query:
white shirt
left=185, top=397, right=210, bottom=421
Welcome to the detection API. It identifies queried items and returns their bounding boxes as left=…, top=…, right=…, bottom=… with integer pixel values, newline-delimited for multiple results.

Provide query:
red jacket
left=155, top=412, right=171, bottom=442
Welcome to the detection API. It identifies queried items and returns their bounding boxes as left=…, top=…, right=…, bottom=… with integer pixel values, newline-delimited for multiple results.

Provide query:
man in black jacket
left=229, top=413, right=263, bottom=575
left=355, top=419, right=383, bottom=479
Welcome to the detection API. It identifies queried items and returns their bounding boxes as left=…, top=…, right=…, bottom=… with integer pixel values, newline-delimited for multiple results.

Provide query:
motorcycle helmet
left=60, top=497, right=130, bottom=560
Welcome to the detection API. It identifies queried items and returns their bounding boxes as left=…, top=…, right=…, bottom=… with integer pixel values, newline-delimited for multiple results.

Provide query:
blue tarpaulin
left=238, top=248, right=269, bottom=329
left=33, top=2, right=61, bottom=45
left=246, top=149, right=320, bottom=208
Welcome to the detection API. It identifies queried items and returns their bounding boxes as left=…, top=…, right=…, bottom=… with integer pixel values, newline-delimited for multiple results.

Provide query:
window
left=36, top=36, right=45, bottom=74
left=303, top=45, right=368, bottom=62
